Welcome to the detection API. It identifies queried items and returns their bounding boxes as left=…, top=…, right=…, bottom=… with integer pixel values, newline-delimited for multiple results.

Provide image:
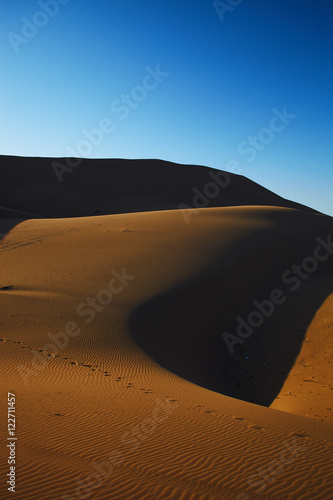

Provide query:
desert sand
left=0, top=156, right=332, bottom=499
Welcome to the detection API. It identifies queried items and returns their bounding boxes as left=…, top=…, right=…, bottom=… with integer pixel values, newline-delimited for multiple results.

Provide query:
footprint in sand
left=291, top=432, right=309, bottom=439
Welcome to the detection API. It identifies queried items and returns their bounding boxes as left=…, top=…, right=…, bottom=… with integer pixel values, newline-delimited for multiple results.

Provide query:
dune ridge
left=0, top=155, right=320, bottom=219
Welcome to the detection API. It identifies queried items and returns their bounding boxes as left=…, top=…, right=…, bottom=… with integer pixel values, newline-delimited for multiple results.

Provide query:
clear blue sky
left=1, top=0, right=332, bottom=215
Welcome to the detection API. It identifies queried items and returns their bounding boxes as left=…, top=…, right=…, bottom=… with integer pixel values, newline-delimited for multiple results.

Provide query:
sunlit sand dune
left=0, top=157, right=332, bottom=499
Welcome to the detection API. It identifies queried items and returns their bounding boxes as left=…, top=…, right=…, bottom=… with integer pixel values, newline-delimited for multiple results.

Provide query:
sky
left=0, top=0, right=332, bottom=215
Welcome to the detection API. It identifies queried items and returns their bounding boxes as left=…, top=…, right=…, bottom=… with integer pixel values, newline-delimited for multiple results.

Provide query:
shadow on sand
left=129, top=215, right=333, bottom=407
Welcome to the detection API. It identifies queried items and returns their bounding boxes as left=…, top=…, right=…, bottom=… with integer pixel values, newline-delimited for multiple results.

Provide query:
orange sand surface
left=0, top=157, right=332, bottom=499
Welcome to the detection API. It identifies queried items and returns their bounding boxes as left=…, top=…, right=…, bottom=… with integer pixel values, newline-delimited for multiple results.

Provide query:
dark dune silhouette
left=0, top=155, right=321, bottom=218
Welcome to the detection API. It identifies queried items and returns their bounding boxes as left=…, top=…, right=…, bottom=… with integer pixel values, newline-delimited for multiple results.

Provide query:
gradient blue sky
left=1, top=0, right=332, bottom=215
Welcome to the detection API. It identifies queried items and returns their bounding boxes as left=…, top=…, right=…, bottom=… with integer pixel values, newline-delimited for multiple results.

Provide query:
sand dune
left=0, top=156, right=332, bottom=499
left=0, top=155, right=319, bottom=218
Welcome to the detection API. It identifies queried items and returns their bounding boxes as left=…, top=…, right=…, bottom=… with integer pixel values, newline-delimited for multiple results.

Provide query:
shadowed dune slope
left=0, top=155, right=320, bottom=218
left=0, top=204, right=332, bottom=499
left=130, top=208, right=333, bottom=408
